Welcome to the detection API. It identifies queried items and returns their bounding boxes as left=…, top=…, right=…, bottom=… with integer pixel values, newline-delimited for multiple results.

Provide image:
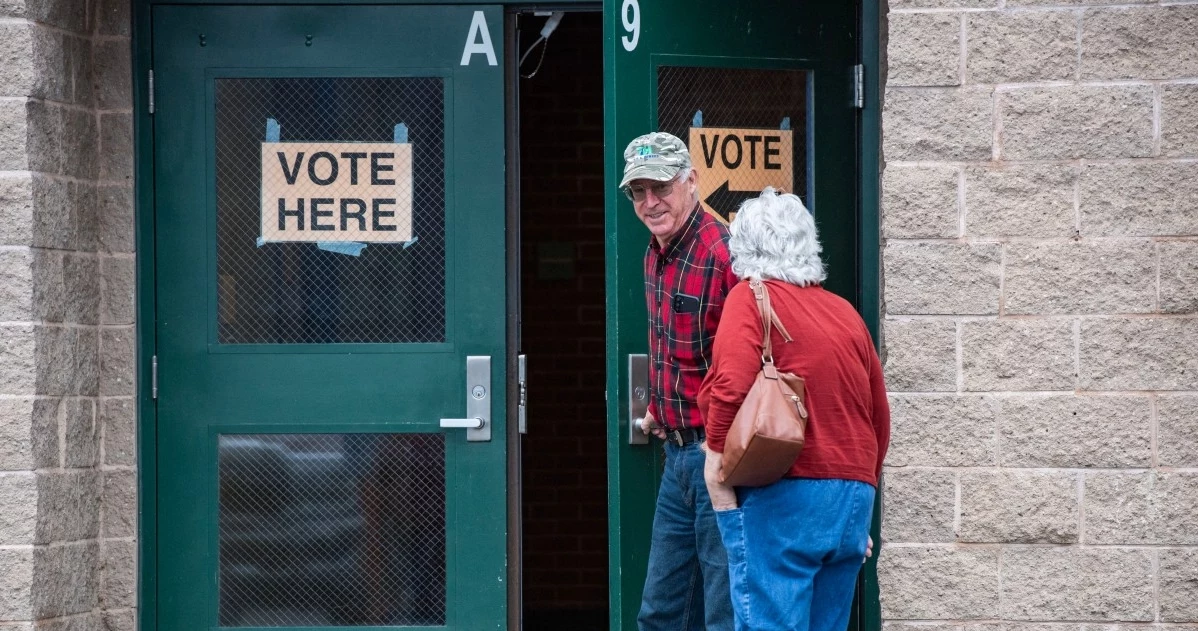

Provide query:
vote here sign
left=689, top=127, right=794, bottom=223
left=260, top=142, right=413, bottom=243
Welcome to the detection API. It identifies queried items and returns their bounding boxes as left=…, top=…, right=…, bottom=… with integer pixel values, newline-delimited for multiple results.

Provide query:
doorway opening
left=517, top=9, right=609, bottom=631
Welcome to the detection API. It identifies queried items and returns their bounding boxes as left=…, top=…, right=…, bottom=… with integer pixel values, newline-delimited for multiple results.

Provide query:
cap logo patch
left=636, top=146, right=652, bottom=156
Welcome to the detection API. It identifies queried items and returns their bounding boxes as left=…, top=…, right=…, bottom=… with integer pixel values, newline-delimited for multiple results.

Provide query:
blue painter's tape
left=266, top=118, right=280, bottom=142
left=692, top=110, right=703, bottom=128
left=256, top=236, right=266, bottom=247
left=394, top=123, right=408, bottom=144
left=317, top=241, right=367, bottom=256
left=403, top=236, right=419, bottom=249
left=780, top=117, right=791, bottom=131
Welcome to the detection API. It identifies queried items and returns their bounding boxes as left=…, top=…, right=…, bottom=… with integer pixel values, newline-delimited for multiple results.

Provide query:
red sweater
left=698, top=280, right=890, bottom=486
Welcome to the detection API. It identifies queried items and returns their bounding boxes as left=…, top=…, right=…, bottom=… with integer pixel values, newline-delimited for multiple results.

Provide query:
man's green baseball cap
left=619, top=132, right=692, bottom=189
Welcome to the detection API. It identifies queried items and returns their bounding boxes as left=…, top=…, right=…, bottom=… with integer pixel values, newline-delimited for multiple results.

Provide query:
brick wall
left=518, top=13, right=609, bottom=618
left=880, top=1, right=1198, bottom=626
left=0, top=1, right=136, bottom=630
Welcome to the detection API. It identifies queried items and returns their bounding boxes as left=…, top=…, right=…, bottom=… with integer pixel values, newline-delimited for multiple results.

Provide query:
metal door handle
left=441, top=356, right=491, bottom=442
left=628, top=354, right=649, bottom=445
left=440, top=417, right=485, bottom=430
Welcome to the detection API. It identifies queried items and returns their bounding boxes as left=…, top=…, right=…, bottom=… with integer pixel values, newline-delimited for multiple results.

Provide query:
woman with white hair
left=697, top=188, right=890, bottom=631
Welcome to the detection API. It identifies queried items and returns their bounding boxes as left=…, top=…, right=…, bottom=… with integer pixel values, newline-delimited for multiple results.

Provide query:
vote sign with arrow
left=689, top=126, right=793, bottom=223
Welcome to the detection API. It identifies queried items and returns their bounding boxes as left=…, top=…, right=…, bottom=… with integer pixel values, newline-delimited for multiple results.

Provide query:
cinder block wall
left=880, top=1, right=1198, bottom=627
left=0, top=1, right=136, bottom=630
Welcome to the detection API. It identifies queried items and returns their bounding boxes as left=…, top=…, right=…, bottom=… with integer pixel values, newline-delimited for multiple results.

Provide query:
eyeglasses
left=622, top=179, right=677, bottom=202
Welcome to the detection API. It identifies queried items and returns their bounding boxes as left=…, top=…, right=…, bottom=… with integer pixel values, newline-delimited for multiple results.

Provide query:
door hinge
left=148, top=69, right=155, bottom=114
left=517, top=354, right=528, bottom=434
left=151, top=354, right=158, bottom=399
left=852, top=64, right=864, bottom=109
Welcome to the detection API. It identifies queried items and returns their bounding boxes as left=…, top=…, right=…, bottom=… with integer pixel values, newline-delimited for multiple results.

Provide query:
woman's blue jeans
left=637, top=441, right=734, bottom=631
left=715, top=478, right=875, bottom=631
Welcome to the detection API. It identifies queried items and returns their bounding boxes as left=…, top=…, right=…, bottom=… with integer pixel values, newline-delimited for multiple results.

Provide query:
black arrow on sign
left=704, top=180, right=759, bottom=222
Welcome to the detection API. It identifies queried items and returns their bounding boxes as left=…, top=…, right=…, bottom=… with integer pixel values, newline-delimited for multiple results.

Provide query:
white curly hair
left=728, top=187, right=826, bottom=286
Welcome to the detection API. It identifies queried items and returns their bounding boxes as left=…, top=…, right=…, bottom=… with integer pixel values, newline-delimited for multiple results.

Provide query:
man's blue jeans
left=715, top=478, right=875, bottom=631
left=638, top=441, right=734, bottom=631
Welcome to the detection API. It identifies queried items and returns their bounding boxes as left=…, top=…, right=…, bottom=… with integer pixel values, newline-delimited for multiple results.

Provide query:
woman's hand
left=702, top=444, right=738, bottom=511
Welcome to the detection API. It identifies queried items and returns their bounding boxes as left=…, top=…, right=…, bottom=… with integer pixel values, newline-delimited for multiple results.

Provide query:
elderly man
left=621, top=132, right=738, bottom=631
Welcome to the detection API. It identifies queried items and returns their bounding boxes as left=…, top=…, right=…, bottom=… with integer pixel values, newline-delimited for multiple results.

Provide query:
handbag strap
left=749, top=279, right=793, bottom=371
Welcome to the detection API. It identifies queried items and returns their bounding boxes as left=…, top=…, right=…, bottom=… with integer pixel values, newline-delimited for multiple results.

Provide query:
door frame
left=131, top=2, right=883, bottom=629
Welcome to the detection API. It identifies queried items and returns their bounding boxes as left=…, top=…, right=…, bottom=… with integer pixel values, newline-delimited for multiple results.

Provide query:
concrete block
left=96, top=0, right=131, bottom=37
left=29, top=27, right=67, bottom=104
left=888, top=12, right=960, bottom=87
left=100, top=328, right=134, bottom=396
left=32, top=249, right=65, bottom=322
left=35, top=612, right=103, bottom=631
left=97, top=184, right=134, bottom=254
left=1163, top=83, right=1198, bottom=158
left=73, top=182, right=97, bottom=253
left=0, top=397, right=37, bottom=470
left=1082, top=6, right=1198, bottom=81
left=0, top=472, right=36, bottom=544
left=882, top=468, right=956, bottom=543
left=100, top=397, right=135, bottom=467
left=884, top=87, right=994, bottom=161
left=884, top=243, right=1001, bottom=315
left=21, top=0, right=87, bottom=33
left=0, top=248, right=33, bottom=322
left=62, top=107, right=97, bottom=180
left=0, top=100, right=29, bottom=170
left=1085, top=472, right=1198, bottom=545
left=1004, top=241, right=1156, bottom=315
left=959, top=470, right=1078, bottom=543
left=31, top=175, right=76, bottom=250
left=1081, top=162, right=1198, bottom=237
left=99, top=113, right=132, bottom=184
left=35, top=470, right=100, bottom=544
left=101, top=540, right=135, bottom=609
left=883, top=166, right=959, bottom=239
left=0, top=175, right=34, bottom=246
left=101, top=257, right=135, bottom=325
left=964, top=164, right=1076, bottom=239
left=878, top=546, right=999, bottom=619
left=0, top=325, right=37, bottom=395
left=25, top=99, right=64, bottom=176
left=102, top=470, right=135, bottom=539
left=101, top=610, right=135, bottom=631
left=883, top=319, right=957, bottom=392
left=891, top=0, right=996, bottom=7
left=0, top=22, right=34, bottom=97
left=30, top=397, right=56, bottom=468
left=34, top=325, right=72, bottom=396
left=64, top=399, right=96, bottom=468
left=73, top=326, right=98, bottom=397
left=63, top=254, right=99, bottom=325
left=966, top=11, right=1077, bottom=84
left=0, top=548, right=34, bottom=620
left=1001, top=547, right=1154, bottom=621
left=1158, top=395, right=1198, bottom=467
left=887, top=395, right=999, bottom=467
left=1080, top=318, right=1198, bottom=390
left=961, top=319, right=1075, bottom=391
left=1008, top=0, right=1150, bottom=4
left=1000, top=86, right=1154, bottom=160
left=64, top=33, right=94, bottom=108
left=1160, top=548, right=1198, bottom=622
left=32, top=541, right=99, bottom=618
left=93, top=40, right=131, bottom=111
left=998, top=395, right=1151, bottom=468
left=1160, top=241, right=1198, bottom=314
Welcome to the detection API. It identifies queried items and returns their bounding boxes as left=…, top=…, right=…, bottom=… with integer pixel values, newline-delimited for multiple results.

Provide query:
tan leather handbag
left=719, top=279, right=809, bottom=487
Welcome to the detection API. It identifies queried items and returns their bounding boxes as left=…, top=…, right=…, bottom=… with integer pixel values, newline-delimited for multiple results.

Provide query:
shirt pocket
left=669, top=293, right=711, bottom=371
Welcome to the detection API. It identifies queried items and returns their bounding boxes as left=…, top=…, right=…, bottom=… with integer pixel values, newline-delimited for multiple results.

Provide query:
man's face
left=627, top=170, right=696, bottom=246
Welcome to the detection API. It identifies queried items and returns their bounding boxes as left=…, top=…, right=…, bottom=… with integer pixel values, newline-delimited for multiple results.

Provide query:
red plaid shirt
left=644, top=206, right=739, bottom=431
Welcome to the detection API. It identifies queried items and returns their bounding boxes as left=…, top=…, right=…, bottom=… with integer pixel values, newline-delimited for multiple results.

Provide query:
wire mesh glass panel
left=656, top=67, right=808, bottom=222
left=215, top=78, right=446, bottom=344
left=218, top=433, right=446, bottom=627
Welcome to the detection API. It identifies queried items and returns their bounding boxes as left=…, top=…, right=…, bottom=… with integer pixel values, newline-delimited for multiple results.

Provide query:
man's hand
left=864, top=535, right=874, bottom=563
left=640, top=411, right=666, bottom=439
left=702, top=445, right=738, bottom=511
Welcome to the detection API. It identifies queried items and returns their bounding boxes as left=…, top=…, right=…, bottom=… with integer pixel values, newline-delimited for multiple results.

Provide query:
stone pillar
left=0, top=1, right=135, bottom=630
left=880, top=1, right=1198, bottom=626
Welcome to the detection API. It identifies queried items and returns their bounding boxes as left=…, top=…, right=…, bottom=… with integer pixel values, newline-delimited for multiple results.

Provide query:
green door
left=152, top=5, right=507, bottom=630
left=602, top=1, right=878, bottom=629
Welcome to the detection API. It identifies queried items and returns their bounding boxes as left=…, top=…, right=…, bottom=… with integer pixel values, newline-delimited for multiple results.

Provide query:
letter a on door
left=460, top=10, right=497, bottom=66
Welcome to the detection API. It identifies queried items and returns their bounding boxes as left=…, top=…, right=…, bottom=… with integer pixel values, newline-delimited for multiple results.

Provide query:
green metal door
left=151, top=5, right=507, bottom=630
left=602, top=1, right=879, bottom=630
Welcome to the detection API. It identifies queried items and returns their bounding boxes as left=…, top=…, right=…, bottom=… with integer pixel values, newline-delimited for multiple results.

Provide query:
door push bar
left=628, top=354, right=649, bottom=445
left=440, top=355, right=491, bottom=442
